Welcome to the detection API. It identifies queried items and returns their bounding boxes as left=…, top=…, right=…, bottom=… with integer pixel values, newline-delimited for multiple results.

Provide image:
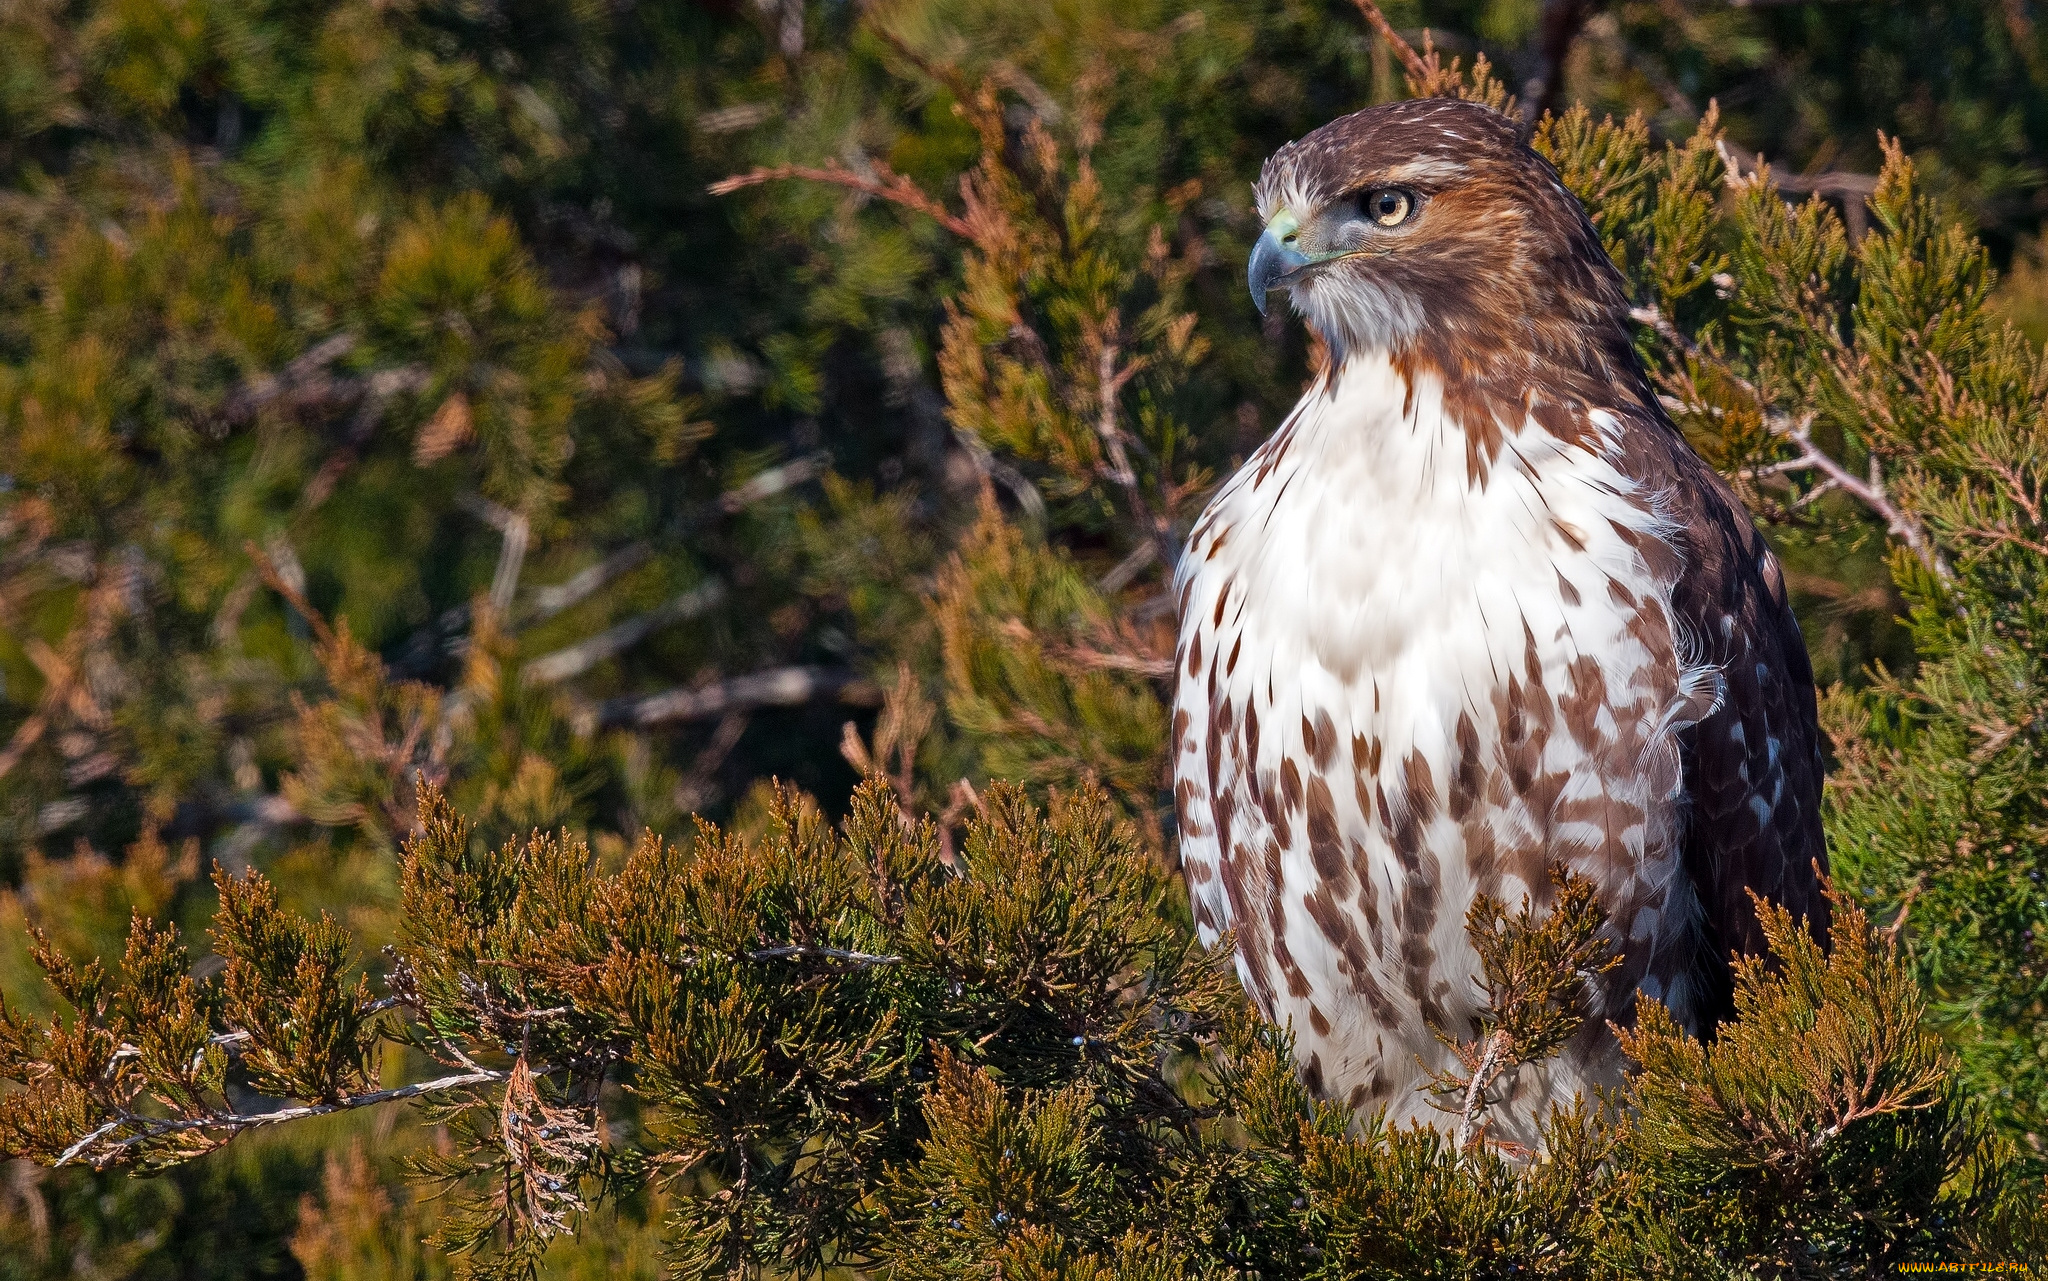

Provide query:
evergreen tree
left=0, top=0, right=2045, bottom=1273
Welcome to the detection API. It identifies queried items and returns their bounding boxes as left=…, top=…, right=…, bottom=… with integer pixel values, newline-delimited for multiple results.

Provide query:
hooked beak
left=1248, top=209, right=1311, bottom=317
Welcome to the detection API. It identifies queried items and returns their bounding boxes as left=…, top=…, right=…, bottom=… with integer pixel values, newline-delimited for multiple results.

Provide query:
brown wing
left=1630, top=419, right=1832, bottom=1028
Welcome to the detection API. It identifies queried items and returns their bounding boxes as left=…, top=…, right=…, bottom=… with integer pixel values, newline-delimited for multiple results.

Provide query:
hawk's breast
left=1171, top=351, right=1718, bottom=1134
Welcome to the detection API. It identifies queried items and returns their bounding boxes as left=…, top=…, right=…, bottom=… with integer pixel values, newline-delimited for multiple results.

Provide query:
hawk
left=1171, top=98, right=1830, bottom=1139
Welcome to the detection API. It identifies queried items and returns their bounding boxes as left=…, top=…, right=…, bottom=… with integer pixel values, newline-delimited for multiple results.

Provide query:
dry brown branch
left=1344, top=0, right=1429, bottom=83
left=1093, top=344, right=1180, bottom=577
left=245, top=540, right=337, bottom=648
left=708, top=161, right=972, bottom=238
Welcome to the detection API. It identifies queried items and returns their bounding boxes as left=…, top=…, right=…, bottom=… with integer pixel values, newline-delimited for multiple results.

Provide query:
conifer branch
left=1631, top=304, right=1953, bottom=581
left=1344, top=0, right=1430, bottom=84
left=56, top=1067, right=518, bottom=1169
left=1094, top=344, right=1180, bottom=580
left=522, top=581, right=727, bottom=686
left=592, top=665, right=879, bottom=729
left=708, top=160, right=973, bottom=237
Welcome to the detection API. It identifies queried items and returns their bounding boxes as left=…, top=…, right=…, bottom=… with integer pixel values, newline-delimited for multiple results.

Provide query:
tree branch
left=524, top=542, right=655, bottom=626
left=1630, top=305, right=1951, bottom=581
left=718, top=450, right=831, bottom=513
left=522, top=581, right=728, bottom=686
left=708, top=160, right=972, bottom=238
left=459, top=494, right=532, bottom=614
left=58, top=1067, right=517, bottom=1169
left=217, top=333, right=359, bottom=423
left=1456, top=1029, right=1512, bottom=1151
left=593, top=666, right=881, bottom=731
left=1094, top=344, right=1180, bottom=580
left=1344, top=0, right=1430, bottom=83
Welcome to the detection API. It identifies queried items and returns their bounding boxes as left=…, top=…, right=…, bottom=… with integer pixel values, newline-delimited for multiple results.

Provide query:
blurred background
left=0, top=0, right=2043, bottom=1274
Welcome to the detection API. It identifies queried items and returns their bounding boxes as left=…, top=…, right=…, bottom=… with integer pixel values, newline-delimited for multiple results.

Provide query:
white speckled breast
left=1171, top=351, right=1719, bottom=1142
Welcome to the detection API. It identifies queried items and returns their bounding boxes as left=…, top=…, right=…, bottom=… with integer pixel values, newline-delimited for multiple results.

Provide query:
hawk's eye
left=1364, top=188, right=1414, bottom=227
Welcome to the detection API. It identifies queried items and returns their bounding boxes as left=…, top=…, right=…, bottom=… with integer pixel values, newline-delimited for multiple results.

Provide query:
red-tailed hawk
left=1172, top=98, right=1830, bottom=1139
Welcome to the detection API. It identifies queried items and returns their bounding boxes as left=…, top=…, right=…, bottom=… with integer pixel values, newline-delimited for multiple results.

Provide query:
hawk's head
left=1250, top=98, right=1624, bottom=363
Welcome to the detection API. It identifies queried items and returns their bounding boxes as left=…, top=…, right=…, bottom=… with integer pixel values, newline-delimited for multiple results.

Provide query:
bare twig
left=1344, top=0, right=1430, bottom=83
left=58, top=1067, right=516, bottom=1169
left=744, top=945, right=904, bottom=965
left=675, top=710, right=750, bottom=814
left=522, top=581, right=728, bottom=686
left=708, top=160, right=972, bottom=238
left=1884, top=876, right=1927, bottom=947
left=218, top=333, right=359, bottom=423
left=1456, top=1029, right=1513, bottom=1151
left=719, top=451, right=832, bottom=513
left=593, top=666, right=880, bottom=731
left=390, top=453, right=821, bottom=679
left=1094, top=345, right=1180, bottom=578
left=459, top=495, right=531, bottom=614
left=524, top=543, right=654, bottom=626
left=1095, top=542, right=1158, bottom=594
left=1716, top=140, right=1877, bottom=240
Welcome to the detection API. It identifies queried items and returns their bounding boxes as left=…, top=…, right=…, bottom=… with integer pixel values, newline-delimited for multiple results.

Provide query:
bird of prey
left=1171, top=97, right=1830, bottom=1140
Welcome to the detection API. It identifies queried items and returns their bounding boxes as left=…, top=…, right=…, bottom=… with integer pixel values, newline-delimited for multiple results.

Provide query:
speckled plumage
left=1173, top=98, right=1828, bottom=1142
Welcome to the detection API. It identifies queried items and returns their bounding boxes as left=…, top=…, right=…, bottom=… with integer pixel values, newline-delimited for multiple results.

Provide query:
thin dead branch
left=719, top=451, right=832, bottom=513
left=1094, top=344, right=1180, bottom=578
left=523, top=581, right=728, bottom=686
left=57, top=1067, right=515, bottom=1170
left=709, top=160, right=972, bottom=238
left=593, top=666, right=880, bottom=731
left=524, top=543, right=655, bottom=626
left=217, top=333, right=360, bottom=423
left=1345, top=0, right=1430, bottom=83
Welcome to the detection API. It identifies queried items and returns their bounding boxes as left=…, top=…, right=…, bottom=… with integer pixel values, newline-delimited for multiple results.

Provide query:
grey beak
left=1248, top=228, right=1310, bottom=317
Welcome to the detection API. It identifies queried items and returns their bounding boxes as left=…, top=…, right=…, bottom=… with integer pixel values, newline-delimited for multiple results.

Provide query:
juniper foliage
left=0, top=781, right=2041, bottom=1277
left=0, top=0, right=2047, bottom=1273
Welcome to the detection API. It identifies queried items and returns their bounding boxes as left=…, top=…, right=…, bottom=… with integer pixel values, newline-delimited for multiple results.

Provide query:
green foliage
left=1619, top=896, right=2033, bottom=1270
left=0, top=782, right=2039, bottom=1278
left=1423, top=862, right=1621, bottom=1151
left=0, top=0, right=2045, bottom=1270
